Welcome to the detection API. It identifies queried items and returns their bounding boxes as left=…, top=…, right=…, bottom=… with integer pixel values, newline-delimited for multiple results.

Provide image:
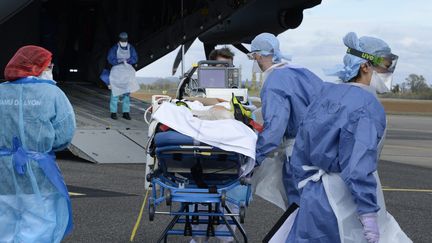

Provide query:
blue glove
left=359, top=213, right=379, bottom=243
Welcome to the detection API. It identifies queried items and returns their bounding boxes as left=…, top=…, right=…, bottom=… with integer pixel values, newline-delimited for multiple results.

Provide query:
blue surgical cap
left=250, top=33, right=291, bottom=63
left=119, top=32, right=128, bottom=41
left=325, top=32, right=392, bottom=82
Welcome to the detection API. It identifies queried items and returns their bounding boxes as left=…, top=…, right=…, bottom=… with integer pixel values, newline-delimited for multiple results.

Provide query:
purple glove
left=359, top=213, right=379, bottom=243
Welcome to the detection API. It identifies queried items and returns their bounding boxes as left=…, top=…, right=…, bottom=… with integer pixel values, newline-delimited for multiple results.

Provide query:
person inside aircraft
left=248, top=33, right=323, bottom=210
left=0, top=45, right=75, bottom=242
left=107, top=32, right=139, bottom=120
left=286, top=32, right=410, bottom=243
left=208, top=47, right=235, bottom=66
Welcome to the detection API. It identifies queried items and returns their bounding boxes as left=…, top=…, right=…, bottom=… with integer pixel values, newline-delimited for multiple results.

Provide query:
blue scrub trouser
left=110, top=93, right=130, bottom=113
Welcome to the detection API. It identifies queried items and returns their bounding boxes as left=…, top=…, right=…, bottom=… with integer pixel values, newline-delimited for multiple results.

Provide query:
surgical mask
left=252, top=60, right=262, bottom=73
left=370, top=71, right=392, bottom=93
left=119, top=41, right=128, bottom=48
left=38, top=69, right=53, bottom=80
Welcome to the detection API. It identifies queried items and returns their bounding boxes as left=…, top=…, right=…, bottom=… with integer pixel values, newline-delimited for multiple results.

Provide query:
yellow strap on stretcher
left=197, top=151, right=211, bottom=156
left=230, top=93, right=252, bottom=118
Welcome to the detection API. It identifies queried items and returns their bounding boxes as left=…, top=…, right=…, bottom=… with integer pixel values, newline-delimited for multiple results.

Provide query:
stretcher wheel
left=146, top=173, right=152, bottom=182
left=221, top=191, right=227, bottom=207
left=166, top=189, right=172, bottom=206
left=149, top=198, right=155, bottom=221
left=239, top=204, right=246, bottom=224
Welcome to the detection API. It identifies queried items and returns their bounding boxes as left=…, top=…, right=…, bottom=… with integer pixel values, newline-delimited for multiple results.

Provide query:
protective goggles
left=247, top=51, right=260, bottom=60
left=247, top=50, right=273, bottom=60
left=346, top=47, right=398, bottom=73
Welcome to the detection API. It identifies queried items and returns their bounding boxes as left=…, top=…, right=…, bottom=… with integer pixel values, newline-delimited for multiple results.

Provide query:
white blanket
left=152, top=102, right=257, bottom=162
left=184, top=100, right=231, bottom=111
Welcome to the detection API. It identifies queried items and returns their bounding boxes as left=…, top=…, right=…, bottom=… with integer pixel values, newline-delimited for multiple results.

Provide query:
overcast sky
left=137, top=0, right=432, bottom=85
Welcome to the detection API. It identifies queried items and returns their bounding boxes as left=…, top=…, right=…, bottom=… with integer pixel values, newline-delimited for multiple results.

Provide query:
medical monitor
left=197, top=66, right=241, bottom=89
left=197, top=68, right=226, bottom=88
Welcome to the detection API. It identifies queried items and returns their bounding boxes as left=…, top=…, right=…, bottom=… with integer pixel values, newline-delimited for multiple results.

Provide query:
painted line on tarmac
left=383, top=144, right=431, bottom=151
left=67, top=185, right=137, bottom=198
left=388, top=128, right=432, bottom=134
left=382, top=188, right=432, bottom=193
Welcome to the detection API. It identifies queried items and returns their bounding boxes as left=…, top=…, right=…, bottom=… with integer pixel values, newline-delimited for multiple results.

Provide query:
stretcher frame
left=147, top=140, right=252, bottom=243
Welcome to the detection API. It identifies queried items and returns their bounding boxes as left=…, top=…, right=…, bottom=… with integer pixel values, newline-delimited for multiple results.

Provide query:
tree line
left=382, top=74, right=432, bottom=99
left=139, top=79, right=179, bottom=93
left=140, top=74, right=432, bottom=100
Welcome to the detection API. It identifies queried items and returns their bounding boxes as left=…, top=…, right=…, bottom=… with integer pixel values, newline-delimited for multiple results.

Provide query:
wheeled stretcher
left=144, top=60, right=258, bottom=242
left=146, top=128, right=252, bottom=242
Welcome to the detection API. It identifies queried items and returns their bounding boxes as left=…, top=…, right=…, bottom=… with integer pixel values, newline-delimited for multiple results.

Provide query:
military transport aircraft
left=0, top=0, right=321, bottom=82
left=0, top=0, right=321, bottom=163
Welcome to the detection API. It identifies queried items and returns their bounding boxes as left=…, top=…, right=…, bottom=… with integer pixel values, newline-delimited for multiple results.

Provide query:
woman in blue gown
left=286, top=33, right=410, bottom=243
left=0, top=45, right=76, bottom=242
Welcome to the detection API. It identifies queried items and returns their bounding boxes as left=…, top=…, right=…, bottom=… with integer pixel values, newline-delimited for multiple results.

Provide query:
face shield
left=346, top=48, right=398, bottom=73
left=374, top=53, right=398, bottom=73
left=247, top=51, right=263, bottom=72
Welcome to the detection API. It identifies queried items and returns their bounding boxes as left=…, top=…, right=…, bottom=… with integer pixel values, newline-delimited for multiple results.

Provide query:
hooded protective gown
left=286, top=82, right=386, bottom=242
left=255, top=64, right=323, bottom=206
left=0, top=77, right=75, bottom=242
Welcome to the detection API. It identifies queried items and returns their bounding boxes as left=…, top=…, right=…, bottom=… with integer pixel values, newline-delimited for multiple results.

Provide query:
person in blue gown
left=107, top=32, right=138, bottom=120
left=249, top=33, right=323, bottom=207
left=0, top=45, right=76, bottom=242
left=286, top=32, right=407, bottom=243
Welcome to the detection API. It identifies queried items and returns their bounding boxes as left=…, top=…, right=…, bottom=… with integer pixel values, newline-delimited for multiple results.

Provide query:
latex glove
left=359, top=213, right=379, bottom=243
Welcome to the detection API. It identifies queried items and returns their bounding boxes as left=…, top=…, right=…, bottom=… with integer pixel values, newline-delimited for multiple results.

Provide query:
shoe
left=110, top=113, right=117, bottom=120
left=122, top=112, right=131, bottom=120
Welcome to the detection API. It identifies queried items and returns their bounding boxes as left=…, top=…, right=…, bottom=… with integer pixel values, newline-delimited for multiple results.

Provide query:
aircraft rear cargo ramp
left=61, top=84, right=149, bottom=164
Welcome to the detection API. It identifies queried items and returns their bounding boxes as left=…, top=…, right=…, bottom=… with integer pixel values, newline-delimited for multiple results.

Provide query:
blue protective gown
left=107, top=43, right=138, bottom=66
left=255, top=65, right=323, bottom=205
left=0, top=77, right=76, bottom=242
left=286, top=82, right=386, bottom=242
left=107, top=43, right=138, bottom=111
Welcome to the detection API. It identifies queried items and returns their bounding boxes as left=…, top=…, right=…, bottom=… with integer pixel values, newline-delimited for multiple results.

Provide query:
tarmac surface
left=60, top=114, right=432, bottom=243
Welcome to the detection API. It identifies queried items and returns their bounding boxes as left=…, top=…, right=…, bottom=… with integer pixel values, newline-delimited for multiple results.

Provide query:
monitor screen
left=198, top=68, right=226, bottom=88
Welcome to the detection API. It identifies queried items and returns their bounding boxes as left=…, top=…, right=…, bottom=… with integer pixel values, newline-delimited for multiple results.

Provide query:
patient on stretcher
left=175, top=96, right=261, bottom=131
left=151, top=101, right=238, bottom=175
left=150, top=100, right=258, bottom=178
left=189, top=102, right=234, bottom=120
